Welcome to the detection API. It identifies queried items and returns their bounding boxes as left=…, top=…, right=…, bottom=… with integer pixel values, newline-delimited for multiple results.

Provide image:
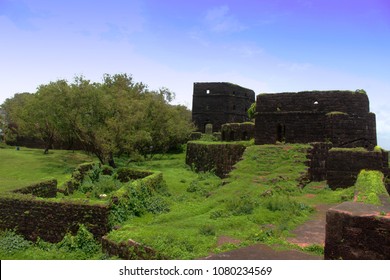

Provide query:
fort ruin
left=192, top=82, right=255, bottom=133
left=254, top=90, right=377, bottom=149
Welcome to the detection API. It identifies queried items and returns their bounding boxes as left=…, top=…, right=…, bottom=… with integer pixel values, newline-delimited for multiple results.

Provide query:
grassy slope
left=0, top=146, right=95, bottom=192
left=107, top=144, right=353, bottom=259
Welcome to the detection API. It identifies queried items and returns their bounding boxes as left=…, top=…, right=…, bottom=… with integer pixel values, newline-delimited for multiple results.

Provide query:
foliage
left=0, top=230, right=32, bottom=254
left=355, top=89, right=367, bottom=94
left=57, top=225, right=100, bottom=256
left=247, top=102, right=256, bottom=120
left=354, top=170, right=389, bottom=205
left=1, top=74, right=195, bottom=165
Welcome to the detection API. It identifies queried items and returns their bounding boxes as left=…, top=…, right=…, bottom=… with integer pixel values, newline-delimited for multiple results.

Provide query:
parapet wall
left=325, top=201, right=390, bottom=260
left=186, top=142, right=246, bottom=178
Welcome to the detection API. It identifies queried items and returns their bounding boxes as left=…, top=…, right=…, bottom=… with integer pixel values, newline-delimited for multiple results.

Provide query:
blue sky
left=1, top=0, right=390, bottom=147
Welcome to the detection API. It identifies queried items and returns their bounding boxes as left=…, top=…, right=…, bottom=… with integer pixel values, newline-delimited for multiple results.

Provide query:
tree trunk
left=108, top=152, right=116, bottom=168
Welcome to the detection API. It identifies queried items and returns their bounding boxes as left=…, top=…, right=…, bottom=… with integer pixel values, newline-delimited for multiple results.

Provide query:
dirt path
left=287, top=204, right=335, bottom=247
left=203, top=204, right=333, bottom=260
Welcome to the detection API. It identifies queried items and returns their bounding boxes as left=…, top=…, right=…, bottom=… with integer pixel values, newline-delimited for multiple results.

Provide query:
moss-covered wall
left=0, top=194, right=110, bottom=242
left=12, top=179, right=57, bottom=198
left=185, top=142, right=246, bottom=178
left=221, top=123, right=254, bottom=141
left=0, top=167, right=164, bottom=243
left=101, top=236, right=163, bottom=260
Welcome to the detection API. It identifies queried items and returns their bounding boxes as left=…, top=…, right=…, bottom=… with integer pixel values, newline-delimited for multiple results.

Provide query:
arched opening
left=243, top=131, right=248, bottom=140
left=277, top=124, right=286, bottom=142
left=230, top=131, right=235, bottom=140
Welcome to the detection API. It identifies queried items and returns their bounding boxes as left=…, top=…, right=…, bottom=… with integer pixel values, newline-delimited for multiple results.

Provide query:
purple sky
left=1, top=0, right=390, bottom=147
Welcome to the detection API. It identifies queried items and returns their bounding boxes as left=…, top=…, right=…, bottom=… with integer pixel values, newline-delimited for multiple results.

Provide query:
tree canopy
left=1, top=74, right=195, bottom=166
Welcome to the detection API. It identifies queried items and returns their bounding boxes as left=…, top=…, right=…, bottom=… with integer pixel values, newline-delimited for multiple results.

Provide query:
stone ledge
left=324, top=201, right=390, bottom=260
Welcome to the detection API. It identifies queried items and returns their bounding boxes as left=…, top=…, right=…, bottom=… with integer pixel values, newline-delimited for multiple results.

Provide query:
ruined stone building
left=254, top=90, right=377, bottom=149
left=192, top=82, right=255, bottom=133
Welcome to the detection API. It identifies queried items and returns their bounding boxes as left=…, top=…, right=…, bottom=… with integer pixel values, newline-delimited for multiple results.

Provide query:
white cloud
left=204, top=5, right=246, bottom=33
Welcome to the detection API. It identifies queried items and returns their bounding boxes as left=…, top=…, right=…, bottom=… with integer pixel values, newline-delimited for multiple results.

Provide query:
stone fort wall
left=192, top=82, right=255, bottom=133
left=255, top=91, right=377, bottom=149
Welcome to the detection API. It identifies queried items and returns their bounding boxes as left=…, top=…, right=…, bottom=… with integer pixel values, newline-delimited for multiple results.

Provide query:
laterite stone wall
left=326, top=149, right=389, bottom=189
left=186, top=142, right=246, bottom=178
left=325, top=202, right=390, bottom=260
left=0, top=195, right=110, bottom=242
left=221, top=123, right=254, bottom=141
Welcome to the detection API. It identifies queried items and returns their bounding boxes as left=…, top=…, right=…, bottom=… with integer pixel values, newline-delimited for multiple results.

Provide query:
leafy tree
left=247, top=102, right=256, bottom=120
left=0, top=73, right=196, bottom=165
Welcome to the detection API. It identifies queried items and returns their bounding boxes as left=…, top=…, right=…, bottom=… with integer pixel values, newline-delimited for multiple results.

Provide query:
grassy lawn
left=0, top=146, right=95, bottom=192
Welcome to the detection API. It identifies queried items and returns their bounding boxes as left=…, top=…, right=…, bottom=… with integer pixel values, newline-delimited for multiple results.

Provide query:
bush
left=199, top=224, right=216, bottom=236
left=263, top=195, right=313, bottom=215
left=227, top=193, right=257, bottom=215
left=56, top=225, right=100, bottom=256
left=0, top=230, right=32, bottom=254
left=145, top=196, right=170, bottom=214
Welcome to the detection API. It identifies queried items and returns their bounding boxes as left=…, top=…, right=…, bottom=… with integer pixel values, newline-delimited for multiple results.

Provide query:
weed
left=227, top=193, right=257, bottom=215
left=199, top=224, right=216, bottom=236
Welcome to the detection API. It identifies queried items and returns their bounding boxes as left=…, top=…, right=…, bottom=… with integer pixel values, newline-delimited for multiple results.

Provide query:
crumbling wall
left=101, top=236, right=164, bottom=260
left=221, top=123, right=254, bottom=141
left=325, top=201, right=390, bottom=260
left=192, top=82, right=255, bottom=132
left=185, top=142, right=246, bottom=178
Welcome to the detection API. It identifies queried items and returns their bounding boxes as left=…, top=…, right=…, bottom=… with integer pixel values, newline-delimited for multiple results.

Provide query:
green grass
left=0, top=143, right=358, bottom=259
left=0, top=147, right=95, bottom=192
left=106, top=144, right=351, bottom=259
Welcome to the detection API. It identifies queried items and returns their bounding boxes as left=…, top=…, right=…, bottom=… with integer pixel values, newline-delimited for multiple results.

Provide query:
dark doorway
left=277, top=124, right=286, bottom=142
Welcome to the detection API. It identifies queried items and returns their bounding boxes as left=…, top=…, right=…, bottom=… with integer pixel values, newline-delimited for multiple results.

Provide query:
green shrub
left=145, top=196, right=170, bottom=214
left=210, top=209, right=230, bottom=219
left=199, top=224, right=216, bottom=236
left=227, top=193, right=257, bottom=215
left=0, top=230, right=32, bottom=254
left=263, top=195, right=312, bottom=214
left=56, top=225, right=100, bottom=256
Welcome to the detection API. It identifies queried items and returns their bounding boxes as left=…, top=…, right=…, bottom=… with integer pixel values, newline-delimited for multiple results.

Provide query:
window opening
left=277, top=124, right=286, bottom=142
